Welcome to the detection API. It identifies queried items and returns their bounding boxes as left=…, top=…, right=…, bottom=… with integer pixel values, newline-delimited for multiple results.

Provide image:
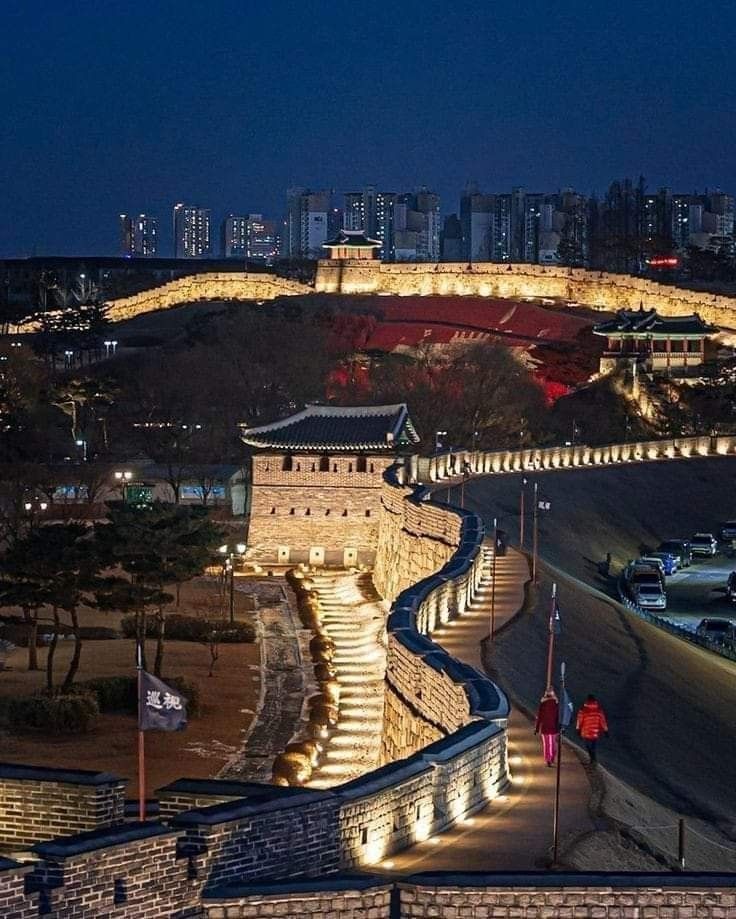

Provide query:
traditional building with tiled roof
left=323, top=229, right=382, bottom=261
left=242, top=404, right=419, bottom=567
left=241, top=403, right=418, bottom=453
left=593, top=308, right=716, bottom=375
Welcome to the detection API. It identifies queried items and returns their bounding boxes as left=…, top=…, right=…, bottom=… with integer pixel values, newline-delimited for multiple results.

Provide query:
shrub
left=120, top=614, right=254, bottom=644
left=78, top=626, right=119, bottom=641
left=76, top=676, right=137, bottom=714
left=6, top=692, right=99, bottom=734
left=75, top=674, right=200, bottom=717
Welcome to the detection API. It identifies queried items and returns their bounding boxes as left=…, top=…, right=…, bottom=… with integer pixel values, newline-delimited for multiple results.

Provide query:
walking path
left=380, top=546, right=596, bottom=872
left=220, top=581, right=305, bottom=782
left=306, top=571, right=387, bottom=788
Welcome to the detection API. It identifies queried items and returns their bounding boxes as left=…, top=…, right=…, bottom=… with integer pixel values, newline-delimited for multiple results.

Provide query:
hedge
left=5, top=692, right=99, bottom=734
left=74, top=674, right=201, bottom=717
left=120, top=614, right=254, bottom=644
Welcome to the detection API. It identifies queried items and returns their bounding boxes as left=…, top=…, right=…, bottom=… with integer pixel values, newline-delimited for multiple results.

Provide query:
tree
left=94, top=502, right=223, bottom=676
left=1, top=524, right=100, bottom=692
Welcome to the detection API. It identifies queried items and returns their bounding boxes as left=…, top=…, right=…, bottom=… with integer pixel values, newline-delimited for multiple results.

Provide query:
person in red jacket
left=576, top=694, right=609, bottom=764
left=534, top=689, right=560, bottom=766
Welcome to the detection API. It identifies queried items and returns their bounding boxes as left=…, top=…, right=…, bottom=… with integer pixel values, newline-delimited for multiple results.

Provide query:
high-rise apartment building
left=221, top=215, right=248, bottom=258
left=343, top=186, right=396, bottom=259
left=671, top=195, right=703, bottom=250
left=705, top=192, right=735, bottom=238
left=119, top=214, right=158, bottom=257
left=285, top=189, right=330, bottom=258
left=246, top=214, right=278, bottom=261
left=173, top=204, right=211, bottom=258
left=394, top=189, right=440, bottom=262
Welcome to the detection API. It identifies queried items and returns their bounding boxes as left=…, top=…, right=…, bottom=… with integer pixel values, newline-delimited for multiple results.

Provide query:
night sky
left=3, top=0, right=736, bottom=257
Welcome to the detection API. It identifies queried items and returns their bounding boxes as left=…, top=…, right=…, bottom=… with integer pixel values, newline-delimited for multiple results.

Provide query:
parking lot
left=660, top=551, right=736, bottom=629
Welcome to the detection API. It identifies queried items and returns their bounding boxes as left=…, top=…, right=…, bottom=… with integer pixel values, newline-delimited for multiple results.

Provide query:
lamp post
left=519, top=476, right=528, bottom=549
left=490, top=516, right=498, bottom=641
left=532, top=484, right=551, bottom=585
left=75, top=438, right=88, bottom=462
left=23, top=494, right=49, bottom=528
left=219, top=543, right=247, bottom=623
left=114, top=470, right=133, bottom=502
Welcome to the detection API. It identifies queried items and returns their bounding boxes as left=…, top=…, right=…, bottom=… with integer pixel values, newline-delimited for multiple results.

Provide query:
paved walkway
left=220, top=581, right=305, bottom=782
left=380, top=546, right=596, bottom=872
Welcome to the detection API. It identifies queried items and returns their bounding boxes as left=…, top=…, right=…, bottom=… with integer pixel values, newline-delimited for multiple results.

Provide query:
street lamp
left=75, top=439, right=88, bottom=462
left=435, top=430, right=447, bottom=452
left=218, top=543, right=247, bottom=623
left=114, top=470, right=133, bottom=502
left=532, top=483, right=551, bottom=585
left=23, top=495, right=48, bottom=526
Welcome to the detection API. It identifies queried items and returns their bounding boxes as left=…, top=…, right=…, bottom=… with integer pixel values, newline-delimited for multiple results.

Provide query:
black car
left=658, top=540, right=692, bottom=567
left=695, top=618, right=734, bottom=644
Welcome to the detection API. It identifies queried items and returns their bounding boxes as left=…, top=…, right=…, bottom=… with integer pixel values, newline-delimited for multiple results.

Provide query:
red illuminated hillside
left=325, top=296, right=606, bottom=394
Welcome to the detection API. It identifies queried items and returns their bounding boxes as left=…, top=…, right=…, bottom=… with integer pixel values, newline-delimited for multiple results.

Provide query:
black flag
left=138, top=671, right=188, bottom=732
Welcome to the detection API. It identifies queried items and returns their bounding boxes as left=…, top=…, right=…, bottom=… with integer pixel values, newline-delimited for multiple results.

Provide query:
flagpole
left=552, top=661, right=566, bottom=864
left=532, top=481, right=539, bottom=584
left=137, top=641, right=146, bottom=822
left=519, top=478, right=526, bottom=549
left=545, top=582, right=557, bottom=691
left=490, top=516, right=498, bottom=642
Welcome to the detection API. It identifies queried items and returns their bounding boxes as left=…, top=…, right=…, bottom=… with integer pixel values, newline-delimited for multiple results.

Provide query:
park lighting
left=219, top=543, right=248, bottom=623
left=435, top=430, right=447, bottom=452
left=75, top=439, right=88, bottom=462
left=114, top=470, right=133, bottom=501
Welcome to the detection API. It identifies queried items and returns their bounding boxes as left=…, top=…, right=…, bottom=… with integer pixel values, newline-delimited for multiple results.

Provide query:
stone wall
left=27, top=823, right=189, bottom=919
left=421, top=433, right=736, bottom=484
left=172, top=791, right=342, bottom=890
left=202, top=877, right=394, bottom=918
left=315, top=260, right=736, bottom=330
left=105, top=272, right=311, bottom=321
left=104, top=263, right=736, bottom=330
left=0, top=858, right=36, bottom=919
left=247, top=453, right=394, bottom=565
left=200, top=873, right=736, bottom=917
left=398, top=874, right=736, bottom=917
left=0, top=763, right=126, bottom=847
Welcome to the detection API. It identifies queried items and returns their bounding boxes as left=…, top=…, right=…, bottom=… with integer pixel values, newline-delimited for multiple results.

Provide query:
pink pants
left=541, top=732, right=557, bottom=765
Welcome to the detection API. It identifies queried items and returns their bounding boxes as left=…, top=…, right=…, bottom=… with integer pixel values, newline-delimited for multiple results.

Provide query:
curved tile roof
left=240, top=403, right=419, bottom=452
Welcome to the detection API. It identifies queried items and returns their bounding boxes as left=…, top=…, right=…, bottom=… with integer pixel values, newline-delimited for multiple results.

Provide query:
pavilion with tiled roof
left=323, top=229, right=382, bottom=261
left=593, top=308, right=715, bottom=374
left=242, top=404, right=419, bottom=567
left=241, top=403, right=419, bottom=453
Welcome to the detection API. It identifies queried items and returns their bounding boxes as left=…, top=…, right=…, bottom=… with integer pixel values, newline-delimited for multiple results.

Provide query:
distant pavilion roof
left=323, top=229, right=382, bottom=249
left=593, top=309, right=715, bottom=338
left=240, top=403, right=419, bottom=452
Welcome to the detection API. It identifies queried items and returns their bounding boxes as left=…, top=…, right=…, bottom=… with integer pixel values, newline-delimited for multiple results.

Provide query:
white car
left=690, top=533, right=717, bottom=557
left=634, top=582, right=667, bottom=610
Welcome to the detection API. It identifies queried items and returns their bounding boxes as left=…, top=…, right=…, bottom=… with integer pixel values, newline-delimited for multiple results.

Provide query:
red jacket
left=535, top=697, right=560, bottom=734
left=576, top=700, right=608, bottom=740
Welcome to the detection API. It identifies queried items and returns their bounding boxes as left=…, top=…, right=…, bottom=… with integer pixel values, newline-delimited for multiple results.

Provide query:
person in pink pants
left=534, top=689, right=560, bottom=767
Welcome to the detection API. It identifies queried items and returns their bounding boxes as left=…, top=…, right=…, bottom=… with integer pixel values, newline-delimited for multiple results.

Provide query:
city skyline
left=3, top=0, right=736, bottom=256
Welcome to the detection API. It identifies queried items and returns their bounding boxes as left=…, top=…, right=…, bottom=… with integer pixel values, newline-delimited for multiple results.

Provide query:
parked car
left=719, top=521, right=736, bottom=542
left=629, top=562, right=665, bottom=588
left=646, top=551, right=678, bottom=575
left=695, top=618, right=735, bottom=644
left=638, top=556, right=666, bottom=577
left=634, top=582, right=667, bottom=610
left=690, top=533, right=718, bottom=557
left=726, top=572, right=736, bottom=602
left=658, top=540, right=692, bottom=567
